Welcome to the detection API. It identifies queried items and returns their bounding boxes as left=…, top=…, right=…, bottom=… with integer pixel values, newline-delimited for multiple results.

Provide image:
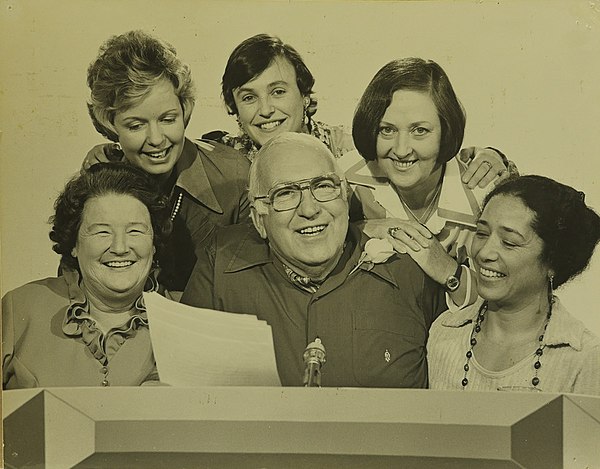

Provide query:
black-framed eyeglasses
left=253, top=173, right=343, bottom=212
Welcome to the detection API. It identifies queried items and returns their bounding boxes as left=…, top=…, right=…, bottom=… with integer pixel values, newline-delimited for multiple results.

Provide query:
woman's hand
left=387, top=223, right=460, bottom=285
left=459, top=147, right=510, bottom=190
left=360, top=218, right=433, bottom=243
left=82, top=143, right=123, bottom=169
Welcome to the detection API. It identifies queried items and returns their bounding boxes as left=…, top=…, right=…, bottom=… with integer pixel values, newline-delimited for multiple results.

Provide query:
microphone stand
left=303, top=338, right=326, bottom=387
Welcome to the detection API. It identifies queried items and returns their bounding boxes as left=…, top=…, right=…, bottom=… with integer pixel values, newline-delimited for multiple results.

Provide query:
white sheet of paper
left=144, top=292, right=281, bottom=387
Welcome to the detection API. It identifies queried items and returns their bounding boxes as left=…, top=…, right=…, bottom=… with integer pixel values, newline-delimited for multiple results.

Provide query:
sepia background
left=1, top=0, right=599, bottom=335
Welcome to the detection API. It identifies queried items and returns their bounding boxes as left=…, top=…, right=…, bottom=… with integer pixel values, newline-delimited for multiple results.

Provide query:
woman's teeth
left=392, top=159, right=416, bottom=169
left=105, top=261, right=134, bottom=268
left=480, top=267, right=505, bottom=278
left=299, top=225, right=326, bottom=236
left=259, top=120, right=283, bottom=130
left=144, top=148, right=170, bottom=159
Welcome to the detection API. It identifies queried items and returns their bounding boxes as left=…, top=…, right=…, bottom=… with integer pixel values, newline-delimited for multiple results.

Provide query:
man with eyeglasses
left=182, top=132, right=468, bottom=387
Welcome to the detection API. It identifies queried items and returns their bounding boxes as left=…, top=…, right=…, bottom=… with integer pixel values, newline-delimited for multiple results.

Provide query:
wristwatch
left=445, top=263, right=463, bottom=292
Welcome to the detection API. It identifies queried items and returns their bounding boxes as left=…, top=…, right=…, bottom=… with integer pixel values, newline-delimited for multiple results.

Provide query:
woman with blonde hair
left=84, top=30, right=250, bottom=293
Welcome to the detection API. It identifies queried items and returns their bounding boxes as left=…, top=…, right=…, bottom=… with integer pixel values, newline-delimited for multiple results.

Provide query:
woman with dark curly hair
left=428, top=175, right=600, bottom=395
left=2, top=163, right=171, bottom=389
left=84, top=30, right=250, bottom=293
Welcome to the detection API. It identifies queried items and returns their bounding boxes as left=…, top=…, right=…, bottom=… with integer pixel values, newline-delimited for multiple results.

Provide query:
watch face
left=446, top=276, right=460, bottom=292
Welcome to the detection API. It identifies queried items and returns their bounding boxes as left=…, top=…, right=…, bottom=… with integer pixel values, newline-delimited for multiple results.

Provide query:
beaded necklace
left=461, top=300, right=552, bottom=389
left=170, top=192, right=183, bottom=221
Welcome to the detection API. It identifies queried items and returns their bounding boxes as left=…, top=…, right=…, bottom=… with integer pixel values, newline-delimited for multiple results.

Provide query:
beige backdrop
left=1, top=0, right=599, bottom=335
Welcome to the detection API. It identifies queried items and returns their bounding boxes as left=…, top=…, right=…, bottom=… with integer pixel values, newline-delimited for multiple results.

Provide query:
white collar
left=341, top=151, right=488, bottom=233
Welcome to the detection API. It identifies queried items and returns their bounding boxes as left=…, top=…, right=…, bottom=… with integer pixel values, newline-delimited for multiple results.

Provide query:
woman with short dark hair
left=211, top=33, right=353, bottom=161
left=353, top=58, right=466, bottom=166
left=345, top=58, right=519, bottom=304
left=3, top=163, right=171, bottom=388
left=428, top=175, right=600, bottom=395
left=215, top=34, right=507, bottom=192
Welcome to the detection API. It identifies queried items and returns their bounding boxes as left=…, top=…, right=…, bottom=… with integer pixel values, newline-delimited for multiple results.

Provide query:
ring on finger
left=482, top=161, right=493, bottom=170
left=388, top=226, right=401, bottom=238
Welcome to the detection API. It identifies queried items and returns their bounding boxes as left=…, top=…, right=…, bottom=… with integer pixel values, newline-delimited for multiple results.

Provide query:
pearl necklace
left=461, top=301, right=552, bottom=389
left=397, top=181, right=442, bottom=224
left=170, top=192, right=183, bottom=221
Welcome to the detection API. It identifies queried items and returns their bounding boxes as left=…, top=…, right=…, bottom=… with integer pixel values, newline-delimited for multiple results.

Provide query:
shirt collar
left=61, top=267, right=158, bottom=337
left=435, top=158, right=483, bottom=228
left=173, top=138, right=224, bottom=214
left=544, top=298, right=586, bottom=351
left=224, top=226, right=273, bottom=273
left=343, top=152, right=486, bottom=232
left=440, top=297, right=586, bottom=351
left=224, top=224, right=399, bottom=289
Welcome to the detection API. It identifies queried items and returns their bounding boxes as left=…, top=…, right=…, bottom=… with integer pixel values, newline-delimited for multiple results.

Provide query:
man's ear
left=250, top=206, right=268, bottom=239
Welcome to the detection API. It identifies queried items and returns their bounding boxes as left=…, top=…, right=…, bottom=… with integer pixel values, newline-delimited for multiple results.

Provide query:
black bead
left=462, top=378, right=468, bottom=386
left=538, top=335, right=544, bottom=341
left=464, top=364, right=469, bottom=372
left=532, top=377, right=540, bottom=386
left=534, top=361, right=541, bottom=369
left=470, top=338, right=477, bottom=346
left=475, top=325, right=481, bottom=333
left=466, top=350, right=472, bottom=358
left=536, top=348, right=544, bottom=356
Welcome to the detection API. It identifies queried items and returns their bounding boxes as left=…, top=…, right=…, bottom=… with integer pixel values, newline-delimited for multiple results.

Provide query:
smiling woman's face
left=113, top=78, right=186, bottom=177
left=376, top=90, right=442, bottom=191
left=472, top=194, right=550, bottom=309
left=233, top=56, right=306, bottom=147
left=72, top=193, right=154, bottom=305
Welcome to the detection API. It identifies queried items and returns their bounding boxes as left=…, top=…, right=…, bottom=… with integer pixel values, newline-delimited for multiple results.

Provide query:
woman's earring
left=303, top=97, right=311, bottom=125
left=548, top=275, right=555, bottom=305
left=236, top=116, right=247, bottom=135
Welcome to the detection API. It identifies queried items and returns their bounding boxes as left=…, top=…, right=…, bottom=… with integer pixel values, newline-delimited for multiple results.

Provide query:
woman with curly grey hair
left=84, top=30, right=250, bottom=293
left=2, top=163, right=171, bottom=388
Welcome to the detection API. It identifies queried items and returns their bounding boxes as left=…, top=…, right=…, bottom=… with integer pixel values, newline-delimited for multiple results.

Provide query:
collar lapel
left=175, top=139, right=223, bottom=214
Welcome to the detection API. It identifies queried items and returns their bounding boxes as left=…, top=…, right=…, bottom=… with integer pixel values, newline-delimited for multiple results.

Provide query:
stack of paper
left=144, top=292, right=281, bottom=386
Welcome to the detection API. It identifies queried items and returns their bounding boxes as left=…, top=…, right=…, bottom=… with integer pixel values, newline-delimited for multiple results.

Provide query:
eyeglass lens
left=270, top=175, right=341, bottom=211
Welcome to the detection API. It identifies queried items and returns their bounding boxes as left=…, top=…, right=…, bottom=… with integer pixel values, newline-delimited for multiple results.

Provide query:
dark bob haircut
left=221, top=33, right=316, bottom=117
left=352, top=57, right=466, bottom=163
left=482, top=175, right=600, bottom=288
left=50, top=162, right=172, bottom=270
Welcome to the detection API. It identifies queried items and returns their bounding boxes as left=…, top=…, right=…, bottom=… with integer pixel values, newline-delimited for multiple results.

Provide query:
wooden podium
left=3, top=387, right=599, bottom=468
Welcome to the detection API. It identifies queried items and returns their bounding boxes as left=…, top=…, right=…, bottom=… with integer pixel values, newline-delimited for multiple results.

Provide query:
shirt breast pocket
left=352, top=306, right=428, bottom=388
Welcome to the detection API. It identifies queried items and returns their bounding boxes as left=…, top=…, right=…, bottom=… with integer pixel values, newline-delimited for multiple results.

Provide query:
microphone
left=303, top=338, right=326, bottom=387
